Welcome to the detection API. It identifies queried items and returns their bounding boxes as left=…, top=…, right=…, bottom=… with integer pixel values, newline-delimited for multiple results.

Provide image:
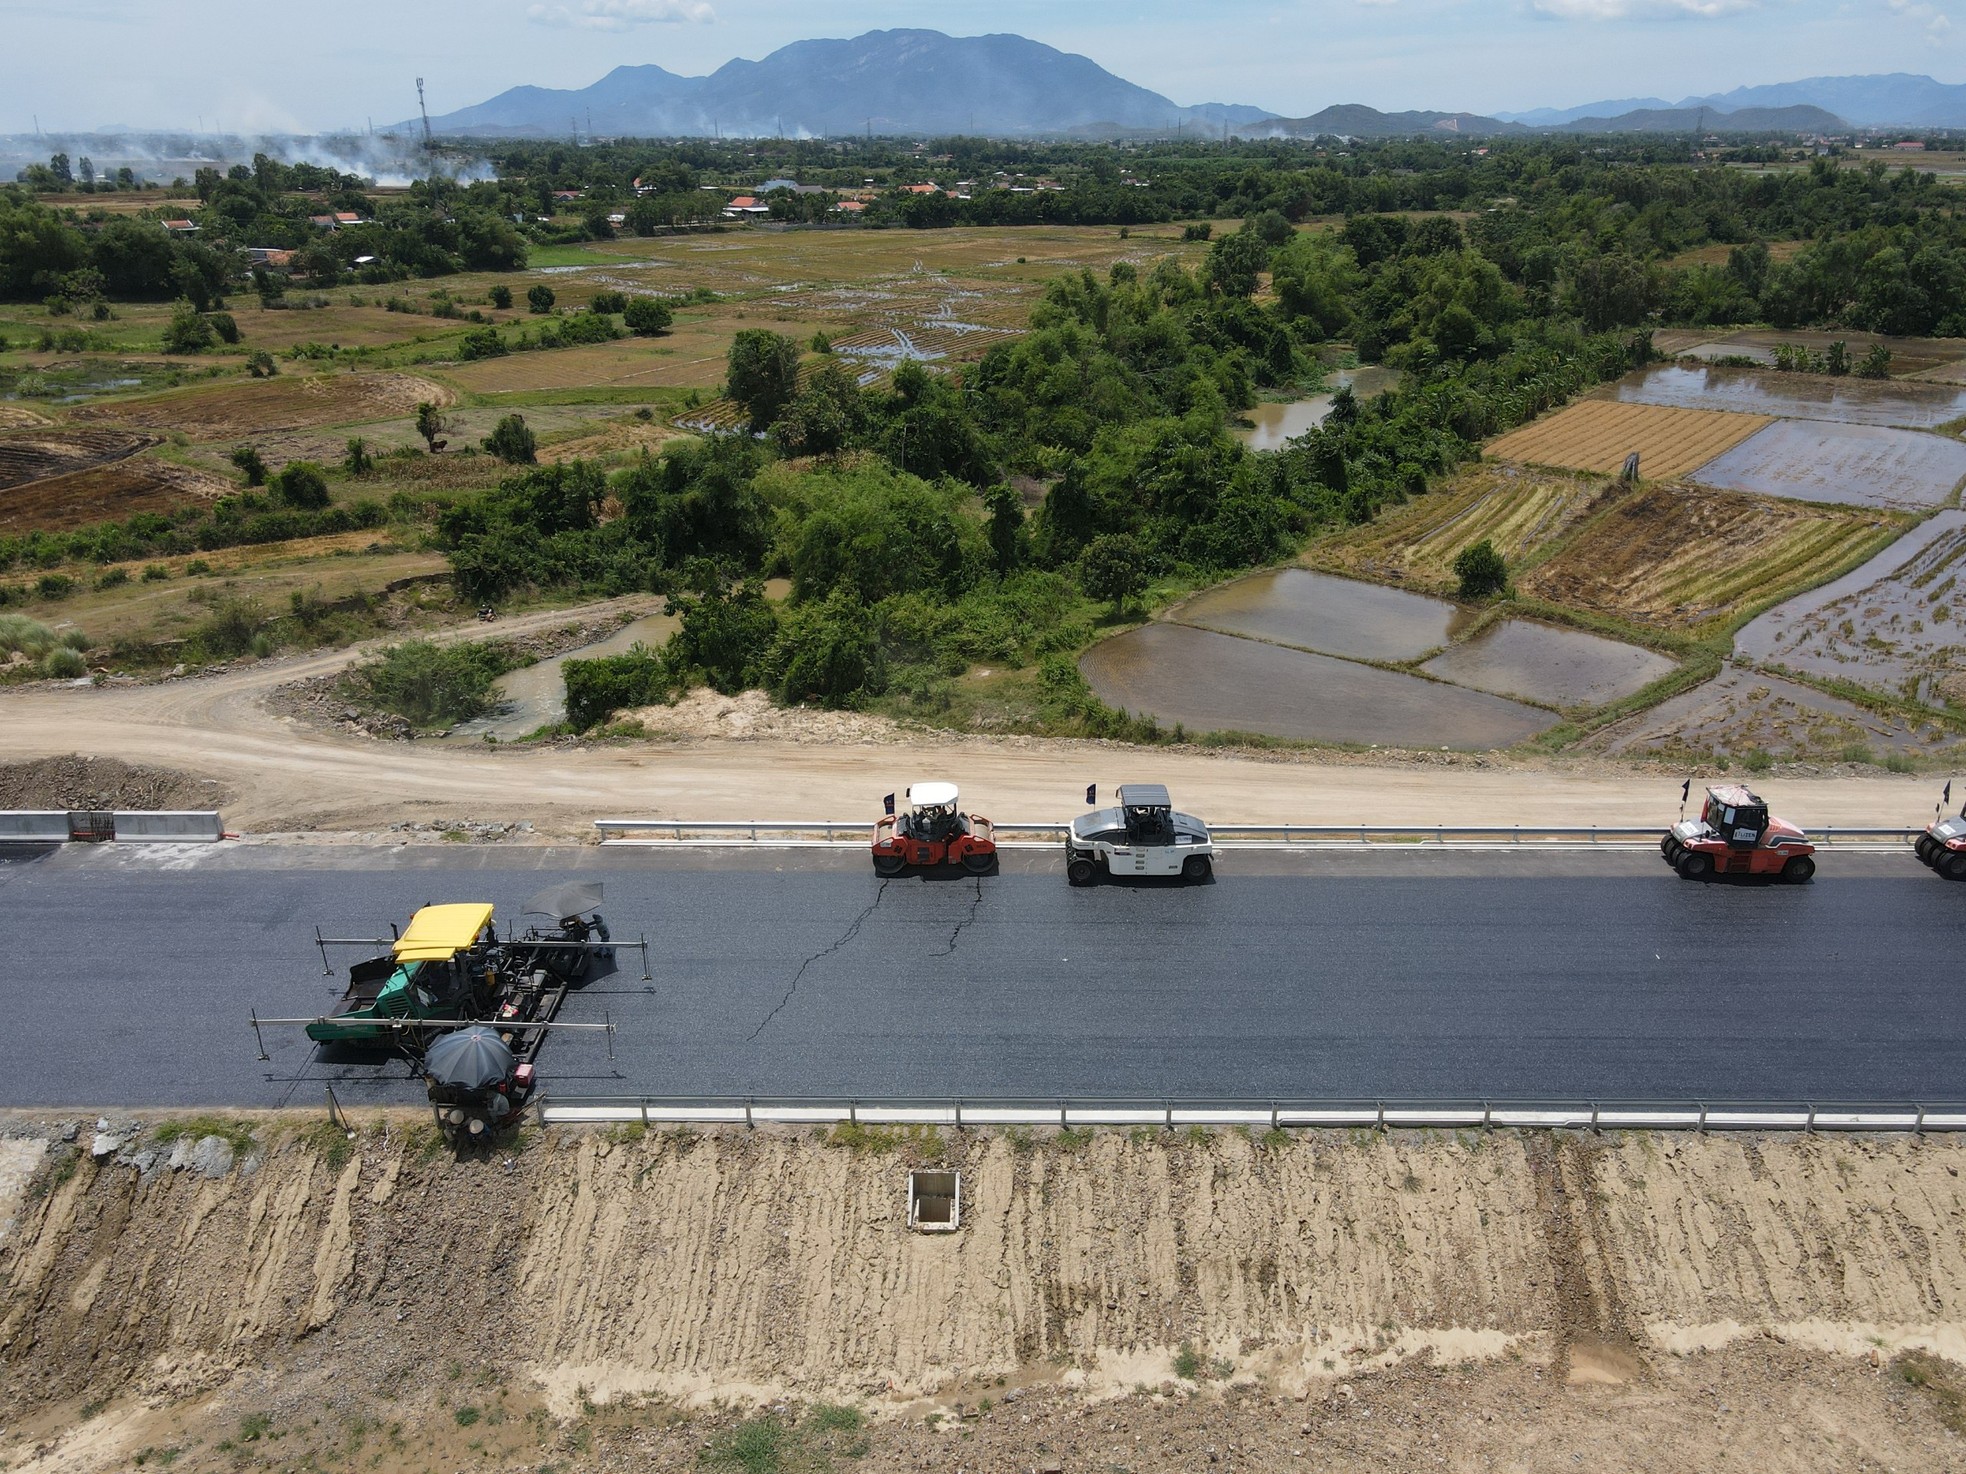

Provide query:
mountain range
left=416, top=31, right=1268, bottom=139
left=408, top=31, right=1960, bottom=140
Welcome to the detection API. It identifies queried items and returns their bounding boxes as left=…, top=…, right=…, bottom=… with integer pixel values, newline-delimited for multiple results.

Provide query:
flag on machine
left=1680, top=779, right=1691, bottom=803
left=883, top=793, right=896, bottom=816
left=1085, top=784, right=1097, bottom=806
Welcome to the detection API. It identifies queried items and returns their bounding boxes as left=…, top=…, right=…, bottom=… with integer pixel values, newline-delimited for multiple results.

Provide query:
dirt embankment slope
left=3, top=1122, right=1966, bottom=1471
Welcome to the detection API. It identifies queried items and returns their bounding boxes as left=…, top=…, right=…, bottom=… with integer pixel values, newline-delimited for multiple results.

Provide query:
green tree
left=725, top=329, right=803, bottom=432
left=270, top=461, right=330, bottom=510
left=1453, top=539, right=1509, bottom=599
left=770, top=360, right=866, bottom=458
left=488, top=284, right=513, bottom=309
left=230, top=445, right=267, bottom=487
left=526, top=284, right=556, bottom=314
left=984, top=483, right=1025, bottom=576
left=483, top=413, right=538, bottom=464
left=1078, top=533, right=1149, bottom=616
left=623, top=295, right=673, bottom=336
left=344, top=437, right=373, bottom=476
left=589, top=289, right=627, bottom=315
left=1205, top=230, right=1271, bottom=299
left=415, top=401, right=449, bottom=452
left=161, top=299, right=215, bottom=354
left=206, top=311, right=240, bottom=344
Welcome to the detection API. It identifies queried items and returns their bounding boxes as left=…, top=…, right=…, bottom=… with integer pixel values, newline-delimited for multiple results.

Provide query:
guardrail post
left=640, top=1101, right=650, bottom=1129
left=1375, top=1100, right=1386, bottom=1133
left=953, top=1101, right=963, bottom=1131
left=1589, top=1102, right=1600, bottom=1135
left=849, top=1101, right=858, bottom=1125
left=1164, top=1102, right=1173, bottom=1131
left=1916, top=1104, right=1927, bottom=1135
left=1059, top=1101, right=1068, bottom=1129
left=744, top=1099, right=754, bottom=1130
left=1481, top=1100, right=1492, bottom=1132
left=1805, top=1103, right=1816, bottom=1134
left=1270, top=1102, right=1280, bottom=1131
left=1697, top=1102, right=1707, bottom=1134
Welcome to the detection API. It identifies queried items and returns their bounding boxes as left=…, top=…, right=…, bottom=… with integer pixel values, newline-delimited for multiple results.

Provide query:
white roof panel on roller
left=907, top=781, right=960, bottom=807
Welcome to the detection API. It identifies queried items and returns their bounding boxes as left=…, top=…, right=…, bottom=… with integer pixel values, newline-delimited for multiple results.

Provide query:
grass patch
left=1894, top=1350, right=1966, bottom=1433
left=296, top=1118, right=358, bottom=1171
left=151, top=1115, right=258, bottom=1154
left=1173, top=1343, right=1205, bottom=1381
left=826, top=1121, right=943, bottom=1156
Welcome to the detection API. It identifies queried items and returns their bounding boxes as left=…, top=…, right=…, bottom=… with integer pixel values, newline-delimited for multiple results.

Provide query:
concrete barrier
left=0, top=811, right=71, bottom=841
left=111, top=811, right=225, bottom=843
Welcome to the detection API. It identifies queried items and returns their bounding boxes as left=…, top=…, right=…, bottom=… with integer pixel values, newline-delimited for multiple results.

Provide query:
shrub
left=344, top=437, right=373, bottom=476
left=1453, top=539, right=1509, bottom=599
left=43, top=646, right=86, bottom=678
left=245, top=349, right=277, bottom=377
left=342, top=639, right=523, bottom=728
left=35, top=572, right=74, bottom=600
left=230, top=446, right=267, bottom=486
left=483, top=414, right=537, bottom=464
left=589, top=289, right=627, bottom=315
left=563, top=644, right=675, bottom=731
left=623, top=295, right=674, bottom=336
left=457, top=326, right=507, bottom=361
left=488, top=284, right=512, bottom=309
left=186, top=597, right=265, bottom=658
left=161, top=299, right=215, bottom=354
left=270, top=461, right=330, bottom=510
left=141, top=563, right=169, bottom=582
left=207, top=312, right=240, bottom=345
left=94, top=566, right=129, bottom=590
left=526, top=284, right=556, bottom=314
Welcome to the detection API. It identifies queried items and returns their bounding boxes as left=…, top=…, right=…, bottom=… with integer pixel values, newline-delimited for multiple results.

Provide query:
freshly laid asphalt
left=1, top=842, right=1961, bottom=1108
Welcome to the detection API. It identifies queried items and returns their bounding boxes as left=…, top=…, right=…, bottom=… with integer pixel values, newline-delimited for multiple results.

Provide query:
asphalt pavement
left=1, top=841, right=1961, bottom=1108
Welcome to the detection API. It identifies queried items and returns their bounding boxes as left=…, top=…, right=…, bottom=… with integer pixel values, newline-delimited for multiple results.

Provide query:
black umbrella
left=522, top=880, right=604, bottom=921
left=424, top=1026, right=515, bottom=1091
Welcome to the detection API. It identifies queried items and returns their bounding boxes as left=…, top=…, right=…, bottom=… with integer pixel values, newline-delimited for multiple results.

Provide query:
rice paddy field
left=1484, top=400, right=1773, bottom=479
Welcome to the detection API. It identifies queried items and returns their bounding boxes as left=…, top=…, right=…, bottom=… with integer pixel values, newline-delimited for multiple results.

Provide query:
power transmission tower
left=416, top=77, right=434, bottom=149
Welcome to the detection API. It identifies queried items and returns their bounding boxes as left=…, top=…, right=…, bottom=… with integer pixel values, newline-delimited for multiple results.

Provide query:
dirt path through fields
left=0, top=595, right=1942, bottom=836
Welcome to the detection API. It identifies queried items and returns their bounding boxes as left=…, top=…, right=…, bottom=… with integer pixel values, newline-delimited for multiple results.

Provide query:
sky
left=0, top=0, right=1959, bottom=134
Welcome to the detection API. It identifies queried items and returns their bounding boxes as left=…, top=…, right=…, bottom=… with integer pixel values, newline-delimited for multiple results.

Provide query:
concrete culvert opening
left=908, top=1169, right=960, bottom=1232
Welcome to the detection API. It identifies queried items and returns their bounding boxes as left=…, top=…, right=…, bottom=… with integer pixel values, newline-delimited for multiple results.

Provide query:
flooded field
left=1079, top=623, right=1552, bottom=749
left=1177, top=568, right=1472, bottom=660
left=1233, top=367, right=1401, bottom=452
left=1690, top=420, right=1966, bottom=510
left=1671, top=329, right=1966, bottom=379
left=1735, top=511, right=1966, bottom=705
left=1606, top=363, right=1966, bottom=430
left=1419, top=620, right=1678, bottom=708
left=1582, top=662, right=1964, bottom=761
left=448, top=611, right=679, bottom=742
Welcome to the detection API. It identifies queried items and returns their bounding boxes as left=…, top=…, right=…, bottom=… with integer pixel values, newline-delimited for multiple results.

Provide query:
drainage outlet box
left=908, top=1169, right=961, bottom=1233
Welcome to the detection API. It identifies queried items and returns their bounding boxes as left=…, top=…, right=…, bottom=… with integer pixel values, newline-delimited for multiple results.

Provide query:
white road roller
left=1065, top=784, right=1215, bottom=885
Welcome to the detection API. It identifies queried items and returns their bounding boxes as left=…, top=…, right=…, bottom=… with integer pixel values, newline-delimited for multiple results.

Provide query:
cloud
left=527, top=0, right=714, bottom=30
left=1530, top=0, right=1758, bottom=16
left=1884, top=0, right=1952, bottom=38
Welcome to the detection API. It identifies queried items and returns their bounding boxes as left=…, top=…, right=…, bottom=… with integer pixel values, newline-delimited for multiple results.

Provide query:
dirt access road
left=0, top=596, right=1942, bottom=837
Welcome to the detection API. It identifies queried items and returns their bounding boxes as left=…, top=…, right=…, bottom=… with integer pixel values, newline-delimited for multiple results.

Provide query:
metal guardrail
left=595, top=818, right=1922, bottom=849
left=540, top=1095, right=1966, bottom=1133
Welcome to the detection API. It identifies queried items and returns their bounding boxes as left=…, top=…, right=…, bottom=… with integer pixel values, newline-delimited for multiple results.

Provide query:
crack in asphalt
left=932, top=875, right=985, bottom=957
left=747, top=880, right=890, bottom=1041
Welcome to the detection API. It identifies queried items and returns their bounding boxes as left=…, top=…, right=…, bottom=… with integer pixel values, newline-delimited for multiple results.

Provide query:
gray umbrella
left=522, top=880, right=604, bottom=921
left=424, top=1026, right=515, bottom=1091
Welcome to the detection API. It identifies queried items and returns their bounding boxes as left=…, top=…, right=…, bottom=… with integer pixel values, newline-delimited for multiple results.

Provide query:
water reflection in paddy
left=1179, top=568, right=1474, bottom=662
left=1233, top=367, right=1402, bottom=452
left=1079, top=624, right=1553, bottom=749
left=1420, top=620, right=1678, bottom=707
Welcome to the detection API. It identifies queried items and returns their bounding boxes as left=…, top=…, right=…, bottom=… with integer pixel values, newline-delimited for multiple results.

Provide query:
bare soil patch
left=1520, top=482, right=1905, bottom=632
left=1486, top=399, right=1771, bottom=478
left=624, top=687, right=906, bottom=744
left=4, top=1123, right=1966, bottom=1474
left=1582, top=662, right=1965, bottom=759
left=0, top=455, right=229, bottom=535
left=0, top=754, right=225, bottom=810
left=70, top=371, right=455, bottom=442
left=0, top=427, right=156, bottom=492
